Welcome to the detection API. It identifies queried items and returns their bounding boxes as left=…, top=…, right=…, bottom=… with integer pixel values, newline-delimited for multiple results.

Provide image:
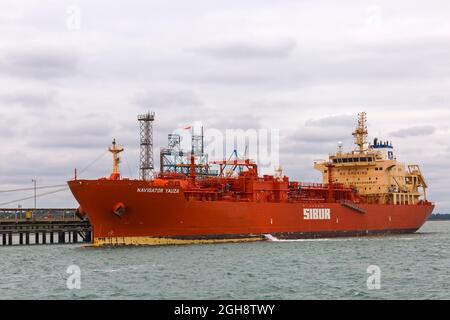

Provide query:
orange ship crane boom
left=210, top=159, right=258, bottom=177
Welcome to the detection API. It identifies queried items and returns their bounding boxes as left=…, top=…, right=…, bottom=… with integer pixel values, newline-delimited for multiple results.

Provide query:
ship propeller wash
left=68, top=112, right=434, bottom=246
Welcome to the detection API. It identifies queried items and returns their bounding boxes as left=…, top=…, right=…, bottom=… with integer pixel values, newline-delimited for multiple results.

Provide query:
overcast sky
left=0, top=0, right=449, bottom=212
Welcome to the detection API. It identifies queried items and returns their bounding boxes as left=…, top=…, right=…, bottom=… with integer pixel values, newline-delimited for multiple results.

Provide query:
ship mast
left=353, top=112, right=368, bottom=154
left=138, top=112, right=155, bottom=181
left=109, top=139, right=124, bottom=180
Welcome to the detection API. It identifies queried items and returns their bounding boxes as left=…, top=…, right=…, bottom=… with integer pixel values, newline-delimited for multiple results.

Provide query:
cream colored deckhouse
left=314, top=113, right=428, bottom=205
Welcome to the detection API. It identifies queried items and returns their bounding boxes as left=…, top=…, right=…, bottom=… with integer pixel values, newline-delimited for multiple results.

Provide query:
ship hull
left=68, top=180, right=434, bottom=246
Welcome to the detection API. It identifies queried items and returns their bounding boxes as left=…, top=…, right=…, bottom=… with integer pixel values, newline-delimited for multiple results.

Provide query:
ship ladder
left=341, top=201, right=366, bottom=214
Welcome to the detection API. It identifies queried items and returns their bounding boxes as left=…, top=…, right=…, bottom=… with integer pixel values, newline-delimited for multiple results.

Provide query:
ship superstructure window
left=336, top=156, right=377, bottom=163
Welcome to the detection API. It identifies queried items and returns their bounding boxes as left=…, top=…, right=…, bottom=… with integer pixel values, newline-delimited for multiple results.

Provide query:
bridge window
left=360, top=157, right=367, bottom=162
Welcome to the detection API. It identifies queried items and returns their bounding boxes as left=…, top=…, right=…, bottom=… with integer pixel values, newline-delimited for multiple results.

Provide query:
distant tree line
left=428, top=214, right=450, bottom=221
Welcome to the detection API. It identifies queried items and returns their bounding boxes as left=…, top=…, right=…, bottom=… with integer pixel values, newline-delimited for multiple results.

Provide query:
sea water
left=0, top=221, right=449, bottom=300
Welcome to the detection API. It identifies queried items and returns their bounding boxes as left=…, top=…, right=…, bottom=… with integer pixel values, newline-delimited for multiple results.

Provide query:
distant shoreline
left=428, top=214, right=450, bottom=221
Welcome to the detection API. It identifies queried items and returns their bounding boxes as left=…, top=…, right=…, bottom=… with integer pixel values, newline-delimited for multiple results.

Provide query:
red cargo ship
left=68, top=113, right=434, bottom=246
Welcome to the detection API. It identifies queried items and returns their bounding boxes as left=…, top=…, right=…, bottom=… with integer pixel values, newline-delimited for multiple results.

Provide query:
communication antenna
left=138, top=112, right=155, bottom=180
left=337, top=141, right=343, bottom=155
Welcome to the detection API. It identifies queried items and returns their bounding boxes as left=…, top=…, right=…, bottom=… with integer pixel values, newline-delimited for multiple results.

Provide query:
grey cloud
left=33, top=135, right=113, bottom=150
left=0, top=0, right=449, bottom=212
left=389, top=125, right=436, bottom=138
left=195, top=39, right=297, bottom=59
left=0, top=113, right=17, bottom=137
left=305, top=114, right=355, bottom=128
left=25, top=117, right=115, bottom=150
left=134, top=90, right=202, bottom=109
left=290, top=128, right=352, bottom=144
left=181, top=36, right=450, bottom=89
left=280, top=126, right=354, bottom=157
left=230, top=37, right=448, bottom=87
left=248, top=99, right=307, bottom=112
left=205, top=113, right=262, bottom=131
left=281, top=140, right=336, bottom=157
left=0, top=92, right=55, bottom=108
left=307, top=38, right=450, bottom=83
left=191, top=73, right=280, bottom=86
left=0, top=48, right=79, bottom=79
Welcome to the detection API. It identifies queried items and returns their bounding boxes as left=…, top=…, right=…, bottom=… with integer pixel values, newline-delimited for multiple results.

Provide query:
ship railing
left=298, top=182, right=327, bottom=189
left=288, top=197, right=327, bottom=203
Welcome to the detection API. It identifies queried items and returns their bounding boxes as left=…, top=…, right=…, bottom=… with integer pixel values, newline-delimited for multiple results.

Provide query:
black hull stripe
left=163, top=228, right=419, bottom=241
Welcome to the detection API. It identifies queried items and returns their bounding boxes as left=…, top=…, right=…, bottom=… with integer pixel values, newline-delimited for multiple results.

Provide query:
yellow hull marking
left=92, top=236, right=264, bottom=247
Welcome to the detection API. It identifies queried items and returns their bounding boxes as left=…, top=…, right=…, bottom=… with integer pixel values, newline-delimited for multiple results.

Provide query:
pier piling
left=0, top=209, right=91, bottom=246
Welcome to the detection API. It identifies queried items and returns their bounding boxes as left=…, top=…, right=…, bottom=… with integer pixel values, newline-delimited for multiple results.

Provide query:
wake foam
left=263, top=234, right=356, bottom=242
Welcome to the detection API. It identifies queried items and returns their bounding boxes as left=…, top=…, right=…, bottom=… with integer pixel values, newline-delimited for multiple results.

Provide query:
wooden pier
left=0, top=208, right=92, bottom=246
